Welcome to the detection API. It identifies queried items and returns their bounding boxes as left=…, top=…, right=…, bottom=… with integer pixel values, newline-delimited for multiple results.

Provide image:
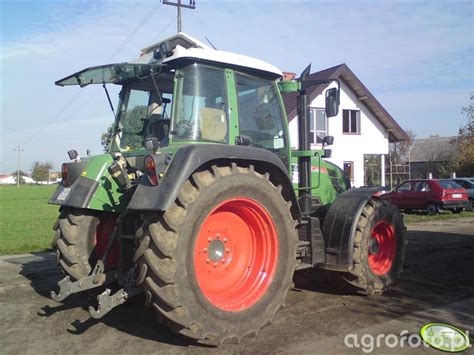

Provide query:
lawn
left=0, top=185, right=59, bottom=255
left=0, top=184, right=472, bottom=255
left=403, top=210, right=474, bottom=224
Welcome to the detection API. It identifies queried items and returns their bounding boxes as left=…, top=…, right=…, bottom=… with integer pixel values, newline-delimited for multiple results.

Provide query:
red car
left=380, top=179, right=469, bottom=215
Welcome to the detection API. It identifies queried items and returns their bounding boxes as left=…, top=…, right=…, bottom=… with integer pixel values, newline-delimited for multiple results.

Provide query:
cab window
left=235, top=72, right=286, bottom=153
left=172, top=64, right=228, bottom=143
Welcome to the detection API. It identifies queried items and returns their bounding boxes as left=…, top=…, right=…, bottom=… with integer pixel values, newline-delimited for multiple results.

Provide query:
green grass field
left=0, top=185, right=473, bottom=255
left=403, top=210, right=474, bottom=224
left=0, top=185, right=59, bottom=255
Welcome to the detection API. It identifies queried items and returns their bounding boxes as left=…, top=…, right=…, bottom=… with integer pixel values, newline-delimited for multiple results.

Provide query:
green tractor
left=49, top=33, right=405, bottom=344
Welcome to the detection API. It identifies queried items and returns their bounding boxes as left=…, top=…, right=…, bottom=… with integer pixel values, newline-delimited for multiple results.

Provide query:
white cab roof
left=136, top=32, right=283, bottom=78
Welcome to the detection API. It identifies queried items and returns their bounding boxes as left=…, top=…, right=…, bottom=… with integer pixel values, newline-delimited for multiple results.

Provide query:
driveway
left=1, top=218, right=473, bottom=354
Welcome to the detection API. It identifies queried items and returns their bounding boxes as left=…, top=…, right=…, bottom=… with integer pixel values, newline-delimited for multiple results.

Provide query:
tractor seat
left=199, top=108, right=227, bottom=142
left=147, top=113, right=170, bottom=145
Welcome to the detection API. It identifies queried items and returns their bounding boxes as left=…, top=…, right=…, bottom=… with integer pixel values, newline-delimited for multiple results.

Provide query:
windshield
left=112, top=71, right=174, bottom=151
left=56, top=63, right=162, bottom=87
left=171, top=64, right=228, bottom=143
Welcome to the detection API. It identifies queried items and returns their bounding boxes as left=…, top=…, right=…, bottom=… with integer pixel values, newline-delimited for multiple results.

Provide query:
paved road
left=1, top=219, right=473, bottom=354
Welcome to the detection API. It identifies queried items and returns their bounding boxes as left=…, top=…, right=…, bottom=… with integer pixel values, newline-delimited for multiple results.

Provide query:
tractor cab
left=55, top=33, right=289, bottom=163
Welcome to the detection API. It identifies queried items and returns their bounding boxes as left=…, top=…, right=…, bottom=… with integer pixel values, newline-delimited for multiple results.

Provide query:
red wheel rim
left=368, top=221, right=396, bottom=275
left=194, top=197, right=278, bottom=312
left=94, top=213, right=119, bottom=268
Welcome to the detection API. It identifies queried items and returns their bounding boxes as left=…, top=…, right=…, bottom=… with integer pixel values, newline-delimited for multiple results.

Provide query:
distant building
left=0, top=174, right=35, bottom=184
left=283, top=63, right=408, bottom=187
left=409, top=135, right=458, bottom=178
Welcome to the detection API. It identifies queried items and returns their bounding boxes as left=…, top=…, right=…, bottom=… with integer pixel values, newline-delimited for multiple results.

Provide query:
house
left=0, top=174, right=35, bottom=184
left=283, top=63, right=408, bottom=187
left=408, top=135, right=458, bottom=178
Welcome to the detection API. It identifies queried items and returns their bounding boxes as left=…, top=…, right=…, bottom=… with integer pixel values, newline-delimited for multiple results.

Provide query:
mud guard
left=127, top=144, right=301, bottom=218
left=319, top=187, right=382, bottom=271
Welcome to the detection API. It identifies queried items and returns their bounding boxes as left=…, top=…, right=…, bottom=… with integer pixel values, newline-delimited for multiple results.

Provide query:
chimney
left=282, top=72, right=296, bottom=81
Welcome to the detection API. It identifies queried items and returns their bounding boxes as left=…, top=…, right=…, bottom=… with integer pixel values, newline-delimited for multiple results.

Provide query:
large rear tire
left=134, top=164, right=298, bottom=345
left=345, top=198, right=406, bottom=295
left=52, top=208, right=119, bottom=281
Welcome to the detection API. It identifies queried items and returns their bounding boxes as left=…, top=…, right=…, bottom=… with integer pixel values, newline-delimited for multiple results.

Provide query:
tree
left=455, top=94, right=474, bottom=176
left=101, top=105, right=148, bottom=152
left=11, top=170, right=27, bottom=184
left=386, top=130, right=416, bottom=188
left=31, top=161, right=53, bottom=183
left=388, top=129, right=416, bottom=165
left=101, top=125, right=114, bottom=152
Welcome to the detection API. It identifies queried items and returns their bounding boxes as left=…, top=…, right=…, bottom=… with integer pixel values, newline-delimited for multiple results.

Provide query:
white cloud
left=0, top=0, right=472, bottom=172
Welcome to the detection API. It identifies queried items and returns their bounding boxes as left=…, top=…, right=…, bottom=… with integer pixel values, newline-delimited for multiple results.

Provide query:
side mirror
left=325, top=88, right=339, bottom=117
left=322, top=135, right=334, bottom=146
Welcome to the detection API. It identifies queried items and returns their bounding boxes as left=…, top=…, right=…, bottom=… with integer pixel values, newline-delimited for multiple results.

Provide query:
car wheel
left=426, top=203, right=438, bottom=216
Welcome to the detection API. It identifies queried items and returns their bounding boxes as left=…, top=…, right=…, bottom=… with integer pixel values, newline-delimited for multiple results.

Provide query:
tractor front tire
left=345, top=198, right=406, bottom=295
left=52, top=208, right=119, bottom=281
left=135, top=164, right=298, bottom=345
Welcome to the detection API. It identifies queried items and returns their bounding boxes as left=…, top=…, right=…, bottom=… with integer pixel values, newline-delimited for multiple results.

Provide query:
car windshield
left=438, top=180, right=462, bottom=189
left=112, top=71, right=174, bottom=151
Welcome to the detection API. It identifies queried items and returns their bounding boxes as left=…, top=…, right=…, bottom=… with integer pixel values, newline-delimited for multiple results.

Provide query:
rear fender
left=127, top=144, right=301, bottom=219
left=319, top=187, right=381, bottom=271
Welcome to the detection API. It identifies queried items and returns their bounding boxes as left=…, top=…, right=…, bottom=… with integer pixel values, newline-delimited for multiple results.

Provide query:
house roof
left=282, top=63, right=408, bottom=143
left=409, top=136, right=458, bottom=163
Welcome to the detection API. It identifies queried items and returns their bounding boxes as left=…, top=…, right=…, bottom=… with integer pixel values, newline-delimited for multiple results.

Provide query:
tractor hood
left=55, top=63, right=163, bottom=87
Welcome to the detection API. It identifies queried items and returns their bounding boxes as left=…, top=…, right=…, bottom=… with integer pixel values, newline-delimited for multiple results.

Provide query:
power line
left=20, top=1, right=163, bottom=147
left=107, top=1, right=163, bottom=61
left=149, top=16, right=178, bottom=43
left=163, top=0, right=196, bottom=32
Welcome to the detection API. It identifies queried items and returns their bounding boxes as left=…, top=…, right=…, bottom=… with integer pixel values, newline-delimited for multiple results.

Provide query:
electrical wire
left=20, top=1, right=163, bottom=146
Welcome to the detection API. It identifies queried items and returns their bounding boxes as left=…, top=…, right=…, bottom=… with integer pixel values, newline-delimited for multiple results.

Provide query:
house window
left=343, top=161, right=354, bottom=183
left=309, top=108, right=327, bottom=144
left=343, top=109, right=360, bottom=134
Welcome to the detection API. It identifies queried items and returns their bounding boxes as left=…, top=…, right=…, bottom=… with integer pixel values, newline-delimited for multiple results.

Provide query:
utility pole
left=163, top=0, right=196, bottom=33
left=14, top=145, right=24, bottom=188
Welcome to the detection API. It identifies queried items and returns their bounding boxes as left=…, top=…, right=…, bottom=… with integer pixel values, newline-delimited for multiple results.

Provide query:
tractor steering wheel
left=175, top=120, right=192, bottom=138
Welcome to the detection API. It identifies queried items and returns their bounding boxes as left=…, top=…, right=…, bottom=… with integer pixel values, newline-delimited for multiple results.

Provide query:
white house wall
left=288, top=81, right=389, bottom=187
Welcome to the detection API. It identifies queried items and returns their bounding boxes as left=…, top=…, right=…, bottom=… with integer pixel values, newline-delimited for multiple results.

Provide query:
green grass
left=0, top=185, right=59, bottom=255
left=0, top=184, right=473, bottom=255
left=403, top=210, right=474, bottom=224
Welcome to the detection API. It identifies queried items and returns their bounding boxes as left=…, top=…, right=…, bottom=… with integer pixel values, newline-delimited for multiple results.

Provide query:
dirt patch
left=0, top=221, right=473, bottom=353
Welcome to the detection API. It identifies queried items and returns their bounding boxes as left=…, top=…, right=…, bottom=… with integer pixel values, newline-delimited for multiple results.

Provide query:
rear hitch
left=50, top=261, right=118, bottom=302
left=88, top=265, right=141, bottom=319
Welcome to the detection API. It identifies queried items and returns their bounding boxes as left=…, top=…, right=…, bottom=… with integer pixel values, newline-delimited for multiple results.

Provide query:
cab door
left=233, top=71, right=290, bottom=169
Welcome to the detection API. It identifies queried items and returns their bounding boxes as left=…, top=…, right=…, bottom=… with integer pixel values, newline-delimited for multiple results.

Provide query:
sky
left=1, top=0, right=473, bottom=174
